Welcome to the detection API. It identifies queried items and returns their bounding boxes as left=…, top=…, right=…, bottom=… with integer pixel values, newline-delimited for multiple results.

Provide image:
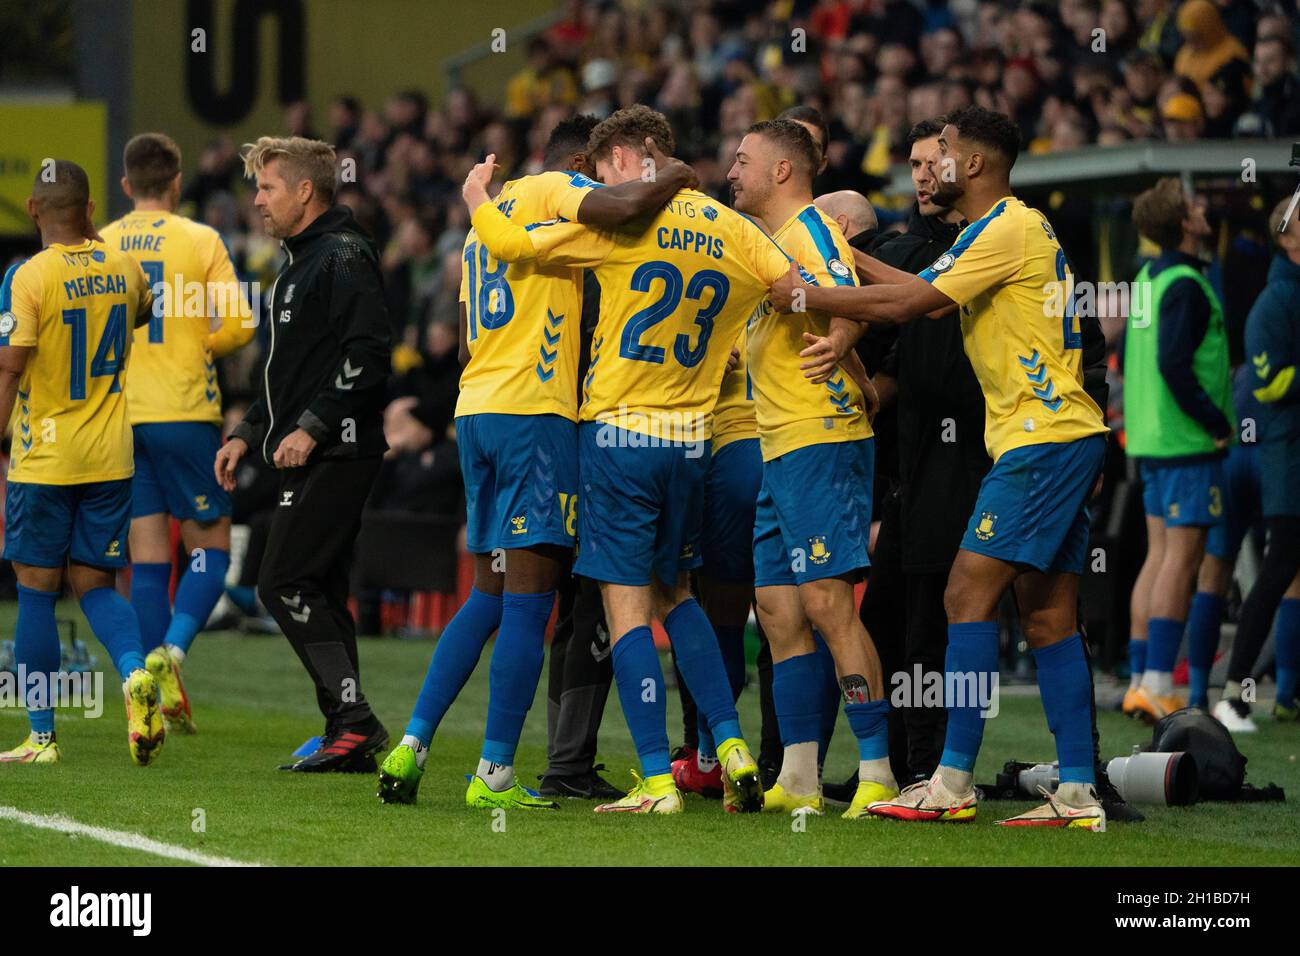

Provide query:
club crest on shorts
left=194, top=494, right=209, bottom=511
left=105, top=539, right=122, bottom=558
left=974, top=512, right=997, bottom=541
left=808, top=535, right=831, bottom=564
left=510, top=514, right=527, bottom=535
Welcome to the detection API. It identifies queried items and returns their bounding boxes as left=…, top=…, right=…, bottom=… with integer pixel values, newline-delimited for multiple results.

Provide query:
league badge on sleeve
left=828, top=258, right=852, bottom=280
left=0, top=312, right=15, bottom=337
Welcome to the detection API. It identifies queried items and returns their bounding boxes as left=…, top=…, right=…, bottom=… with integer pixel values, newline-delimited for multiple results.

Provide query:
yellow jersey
left=712, top=324, right=757, bottom=451
left=470, top=189, right=790, bottom=442
left=100, top=210, right=252, bottom=425
left=1, top=240, right=153, bottom=484
left=457, top=171, right=598, bottom=421
left=921, top=196, right=1107, bottom=461
left=748, top=204, right=870, bottom=461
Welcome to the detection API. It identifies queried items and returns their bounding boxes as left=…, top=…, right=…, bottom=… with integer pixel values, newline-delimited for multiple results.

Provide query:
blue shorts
left=753, top=438, right=874, bottom=587
left=699, top=438, right=762, bottom=582
left=1261, top=437, right=1300, bottom=518
left=4, top=479, right=132, bottom=569
left=961, top=436, right=1105, bottom=575
left=1207, top=444, right=1261, bottom=559
left=573, top=422, right=709, bottom=587
left=1139, top=457, right=1226, bottom=528
left=457, top=413, right=579, bottom=554
left=132, top=421, right=231, bottom=521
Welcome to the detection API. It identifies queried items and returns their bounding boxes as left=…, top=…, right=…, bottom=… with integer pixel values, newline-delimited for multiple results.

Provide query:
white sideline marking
left=0, top=806, right=260, bottom=867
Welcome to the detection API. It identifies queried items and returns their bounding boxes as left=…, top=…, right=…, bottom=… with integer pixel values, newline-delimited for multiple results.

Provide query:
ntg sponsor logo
left=0, top=666, right=103, bottom=718
left=890, top=664, right=1000, bottom=718
left=49, top=886, right=151, bottom=936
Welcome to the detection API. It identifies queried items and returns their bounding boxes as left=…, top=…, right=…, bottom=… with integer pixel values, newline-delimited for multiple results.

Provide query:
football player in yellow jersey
left=0, top=161, right=164, bottom=767
left=727, top=120, right=896, bottom=820
left=771, top=106, right=1109, bottom=830
left=377, top=115, right=692, bottom=810
left=464, top=106, right=792, bottom=815
left=101, top=133, right=254, bottom=734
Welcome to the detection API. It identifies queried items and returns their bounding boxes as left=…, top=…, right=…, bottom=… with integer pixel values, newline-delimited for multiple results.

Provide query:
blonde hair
left=241, top=136, right=336, bottom=205
left=1132, top=177, right=1187, bottom=250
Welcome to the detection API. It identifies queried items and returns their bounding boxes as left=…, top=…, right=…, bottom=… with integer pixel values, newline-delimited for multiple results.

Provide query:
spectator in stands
left=1236, top=34, right=1300, bottom=136
left=1174, top=0, right=1252, bottom=113
left=506, top=36, right=579, bottom=120
left=1162, top=91, right=1207, bottom=141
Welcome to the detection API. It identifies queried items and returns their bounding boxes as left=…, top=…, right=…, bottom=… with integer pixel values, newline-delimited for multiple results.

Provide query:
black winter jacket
left=232, top=205, right=392, bottom=465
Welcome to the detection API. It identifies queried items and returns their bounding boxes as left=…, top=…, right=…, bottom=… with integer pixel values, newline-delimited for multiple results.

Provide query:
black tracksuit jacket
left=232, top=205, right=392, bottom=465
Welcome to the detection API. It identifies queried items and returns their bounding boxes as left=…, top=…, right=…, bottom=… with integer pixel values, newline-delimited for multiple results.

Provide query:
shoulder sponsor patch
left=928, top=252, right=956, bottom=274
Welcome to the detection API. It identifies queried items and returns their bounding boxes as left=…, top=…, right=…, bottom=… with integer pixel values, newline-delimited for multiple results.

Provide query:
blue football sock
left=844, top=698, right=890, bottom=761
left=80, top=587, right=146, bottom=679
left=696, top=623, right=747, bottom=759
left=1129, top=637, right=1147, bottom=678
left=938, top=620, right=999, bottom=773
left=16, top=585, right=60, bottom=735
left=612, top=626, right=671, bottom=777
left=165, top=548, right=229, bottom=655
left=481, top=590, right=553, bottom=766
left=1275, top=598, right=1300, bottom=710
left=1186, top=592, right=1225, bottom=708
left=130, top=562, right=172, bottom=652
left=772, top=652, right=822, bottom=746
left=663, top=599, right=741, bottom=745
left=1033, top=634, right=1095, bottom=786
left=226, top=585, right=258, bottom=616
left=813, top=631, right=839, bottom=765
left=1146, top=616, right=1184, bottom=673
left=405, top=587, right=502, bottom=745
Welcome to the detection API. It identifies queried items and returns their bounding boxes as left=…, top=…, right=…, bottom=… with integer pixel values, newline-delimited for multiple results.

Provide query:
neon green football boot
left=0, top=733, right=61, bottom=764
left=716, top=737, right=763, bottom=812
left=377, top=744, right=424, bottom=804
left=466, top=774, right=559, bottom=810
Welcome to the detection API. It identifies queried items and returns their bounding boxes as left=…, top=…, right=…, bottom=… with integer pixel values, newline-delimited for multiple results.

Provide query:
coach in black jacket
left=217, top=136, right=392, bottom=771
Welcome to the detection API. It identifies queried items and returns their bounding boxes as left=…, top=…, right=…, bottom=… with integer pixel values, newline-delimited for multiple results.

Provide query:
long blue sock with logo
left=129, top=562, right=172, bottom=653
left=405, top=587, right=502, bottom=746
left=663, top=599, right=742, bottom=745
left=1276, top=598, right=1300, bottom=710
left=813, top=631, right=840, bottom=765
left=1146, top=616, right=1184, bottom=674
left=844, top=698, right=890, bottom=760
left=1186, top=592, right=1225, bottom=709
left=80, top=587, right=146, bottom=679
left=612, top=626, right=671, bottom=777
left=16, top=585, right=60, bottom=735
left=481, top=591, right=553, bottom=767
left=165, top=548, right=230, bottom=655
left=1033, top=634, right=1095, bottom=785
left=938, top=621, right=999, bottom=772
left=695, top=623, right=746, bottom=760
left=772, top=651, right=822, bottom=746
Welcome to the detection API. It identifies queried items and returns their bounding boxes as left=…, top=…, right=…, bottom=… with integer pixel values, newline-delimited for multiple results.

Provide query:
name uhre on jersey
left=149, top=273, right=260, bottom=326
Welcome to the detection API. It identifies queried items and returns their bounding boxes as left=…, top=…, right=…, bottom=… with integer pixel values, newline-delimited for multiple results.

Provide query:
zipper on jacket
left=263, top=242, right=293, bottom=463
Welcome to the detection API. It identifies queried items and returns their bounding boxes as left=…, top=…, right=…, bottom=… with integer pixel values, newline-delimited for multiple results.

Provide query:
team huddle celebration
left=2, top=0, right=1299, bottom=879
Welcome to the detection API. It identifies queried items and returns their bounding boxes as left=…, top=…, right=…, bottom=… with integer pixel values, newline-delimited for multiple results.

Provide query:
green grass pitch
left=1, top=604, right=1298, bottom=867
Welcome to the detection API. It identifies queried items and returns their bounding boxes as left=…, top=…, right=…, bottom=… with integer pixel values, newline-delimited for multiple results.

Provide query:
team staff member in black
left=216, top=136, right=393, bottom=772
